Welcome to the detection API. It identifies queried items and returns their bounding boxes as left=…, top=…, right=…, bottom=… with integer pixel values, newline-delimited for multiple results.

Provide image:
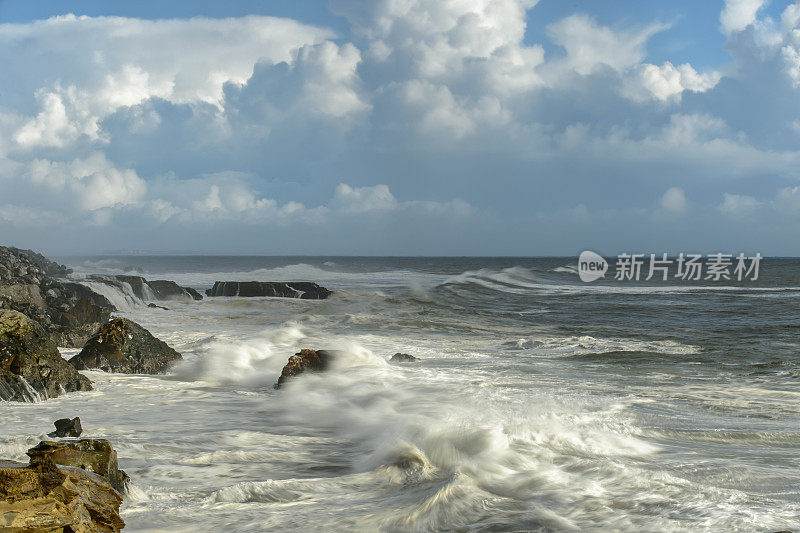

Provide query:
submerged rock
left=206, top=281, right=332, bottom=299
left=69, top=317, right=182, bottom=374
left=49, top=417, right=83, bottom=438
left=0, top=310, right=92, bottom=402
left=389, top=353, right=419, bottom=363
left=275, top=349, right=335, bottom=388
left=27, top=439, right=130, bottom=495
left=148, top=303, right=169, bottom=310
left=0, top=447, right=124, bottom=532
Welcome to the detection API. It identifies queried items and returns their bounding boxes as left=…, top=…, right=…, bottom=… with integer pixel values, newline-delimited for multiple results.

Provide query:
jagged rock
left=389, top=353, right=419, bottom=363
left=0, top=247, right=115, bottom=348
left=69, top=317, right=182, bottom=374
left=0, top=449, right=124, bottom=532
left=206, top=281, right=332, bottom=299
left=183, top=286, right=204, bottom=301
left=49, top=417, right=83, bottom=438
left=88, top=274, right=203, bottom=302
left=0, top=310, right=93, bottom=402
left=51, top=297, right=112, bottom=348
left=275, top=349, right=335, bottom=388
left=27, top=440, right=129, bottom=495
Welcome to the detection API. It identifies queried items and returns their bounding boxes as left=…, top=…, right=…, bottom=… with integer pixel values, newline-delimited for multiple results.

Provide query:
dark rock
left=389, top=353, right=419, bottom=363
left=0, top=246, right=115, bottom=348
left=69, top=317, right=182, bottom=374
left=0, top=310, right=93, bottom=402
left=0, top=446, right=124, bottom=532
left=49, top=417, right=83, bottom=438
left=27, top=439, right=130, bottom=495
left=275, top=349, right=335, bottom=388
left=87, top=274, right=203, bottom=302
left=183, top=286, right=204, bottom=300
left=206, top=281, right=332, bottom=299
left=113, top=275, right=148, bottom=299
left=147, top=279, right=196, bottom=300
left=148, top=303, right=169, bottom=310
left=51, top=296, right=112, bottom=347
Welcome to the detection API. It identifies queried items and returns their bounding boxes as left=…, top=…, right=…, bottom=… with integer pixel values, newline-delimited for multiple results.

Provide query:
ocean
left=1, top=256, right=799, bottom=532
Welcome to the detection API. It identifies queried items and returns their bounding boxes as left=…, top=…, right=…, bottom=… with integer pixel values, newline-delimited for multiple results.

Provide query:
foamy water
left=1, top=256, right=799, bottom=532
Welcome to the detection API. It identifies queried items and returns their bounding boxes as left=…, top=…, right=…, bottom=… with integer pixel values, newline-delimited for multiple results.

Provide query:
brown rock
left=0, top=460, right=124, bottom=532
left=275, top=349, right=335, bottom=388
left=27, top=439, right=129, bottom=495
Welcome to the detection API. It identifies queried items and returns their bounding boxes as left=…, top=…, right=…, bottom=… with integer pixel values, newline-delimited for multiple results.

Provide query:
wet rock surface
left=206, top=281, right=332, bottom=299
left=389, top=353, right=419, bottom=363
left=275, top=349, right=336, bottom=388
left=49, top=417, right=83, bottom=438
left=0, top=246, right=114, bottom=348
left=69, top=317, right=182, bottom=374
left=0, top=310, right=93, bottom=402
left=88, top=274, right=203, bottom=302
left=0, top=443, right=125, bottom=532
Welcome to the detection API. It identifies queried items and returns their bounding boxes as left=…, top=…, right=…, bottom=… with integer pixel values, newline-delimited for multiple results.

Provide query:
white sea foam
left=0, top=258, right=797, bottom=532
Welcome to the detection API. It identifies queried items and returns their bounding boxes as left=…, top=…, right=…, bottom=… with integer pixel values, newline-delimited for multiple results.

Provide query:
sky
left=1, top=0, right=799, bottom=256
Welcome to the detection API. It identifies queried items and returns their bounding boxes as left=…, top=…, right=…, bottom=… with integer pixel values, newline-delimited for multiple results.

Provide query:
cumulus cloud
left=720, top=0, right=767, bottom=34
left=631, top=62, right=721, bottom=102
left=2, top=2, right=800, bottom=253
left=2, top=14, right=333, bottom=149
left=14, top=152, right=146, bottom=211
left=659, top=187, right=688, bottom=214
left=546, top=14, right=666, bottom=76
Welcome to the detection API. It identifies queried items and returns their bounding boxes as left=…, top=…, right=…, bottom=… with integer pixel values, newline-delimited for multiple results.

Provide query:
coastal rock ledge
left=0, top=443, right=125, bottom=532
left=0, top=310, right=92, bottom=402
left=206, top=281, right=332, bottom=299
left=69, top=317, right=182, bottom=374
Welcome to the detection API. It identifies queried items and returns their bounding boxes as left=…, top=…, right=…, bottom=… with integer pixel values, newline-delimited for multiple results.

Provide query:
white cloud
left=719, top=193, right=762, bottom=215
left=290, top=42, right=370, bottom=118
left=633, top=62, right=721, bottom=102
left=720, top=0, right=767, bottom=34
left=3, top=14, right=333, bottom=149
left=659, top=187, right=688, bottom=214
left=331, top=183, right=397, bottom=213
left=23, top=152, right=145, bottom=211
left=546, top=15, right=666, bottom=76
left=774, top=186, right=800, bottom=217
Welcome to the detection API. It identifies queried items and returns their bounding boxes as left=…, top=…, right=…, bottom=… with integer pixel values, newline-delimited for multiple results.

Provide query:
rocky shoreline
left=0, top=246, right=408, bottom=531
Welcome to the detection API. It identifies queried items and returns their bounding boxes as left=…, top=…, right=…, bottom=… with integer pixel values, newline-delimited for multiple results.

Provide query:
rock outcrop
left=0, top=310, right=93, bottom=402
left=87, top=274, right=203, bottom=302
left=0, top=444, right=124, bottom=532
left=0, top=246, right=114, bottom=348
left=206, top=281, right=332, bottom=299
left=49, top=417, right=83, bottom=438
left=27, top=439, right=129, bottom=495
left=275, top=349, right=335, bottom=388
left=182, top=286, right=204, bottom=301
left=69, top=317, right=182, bottom=374
left=389, top=353, right=419, bottom=363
